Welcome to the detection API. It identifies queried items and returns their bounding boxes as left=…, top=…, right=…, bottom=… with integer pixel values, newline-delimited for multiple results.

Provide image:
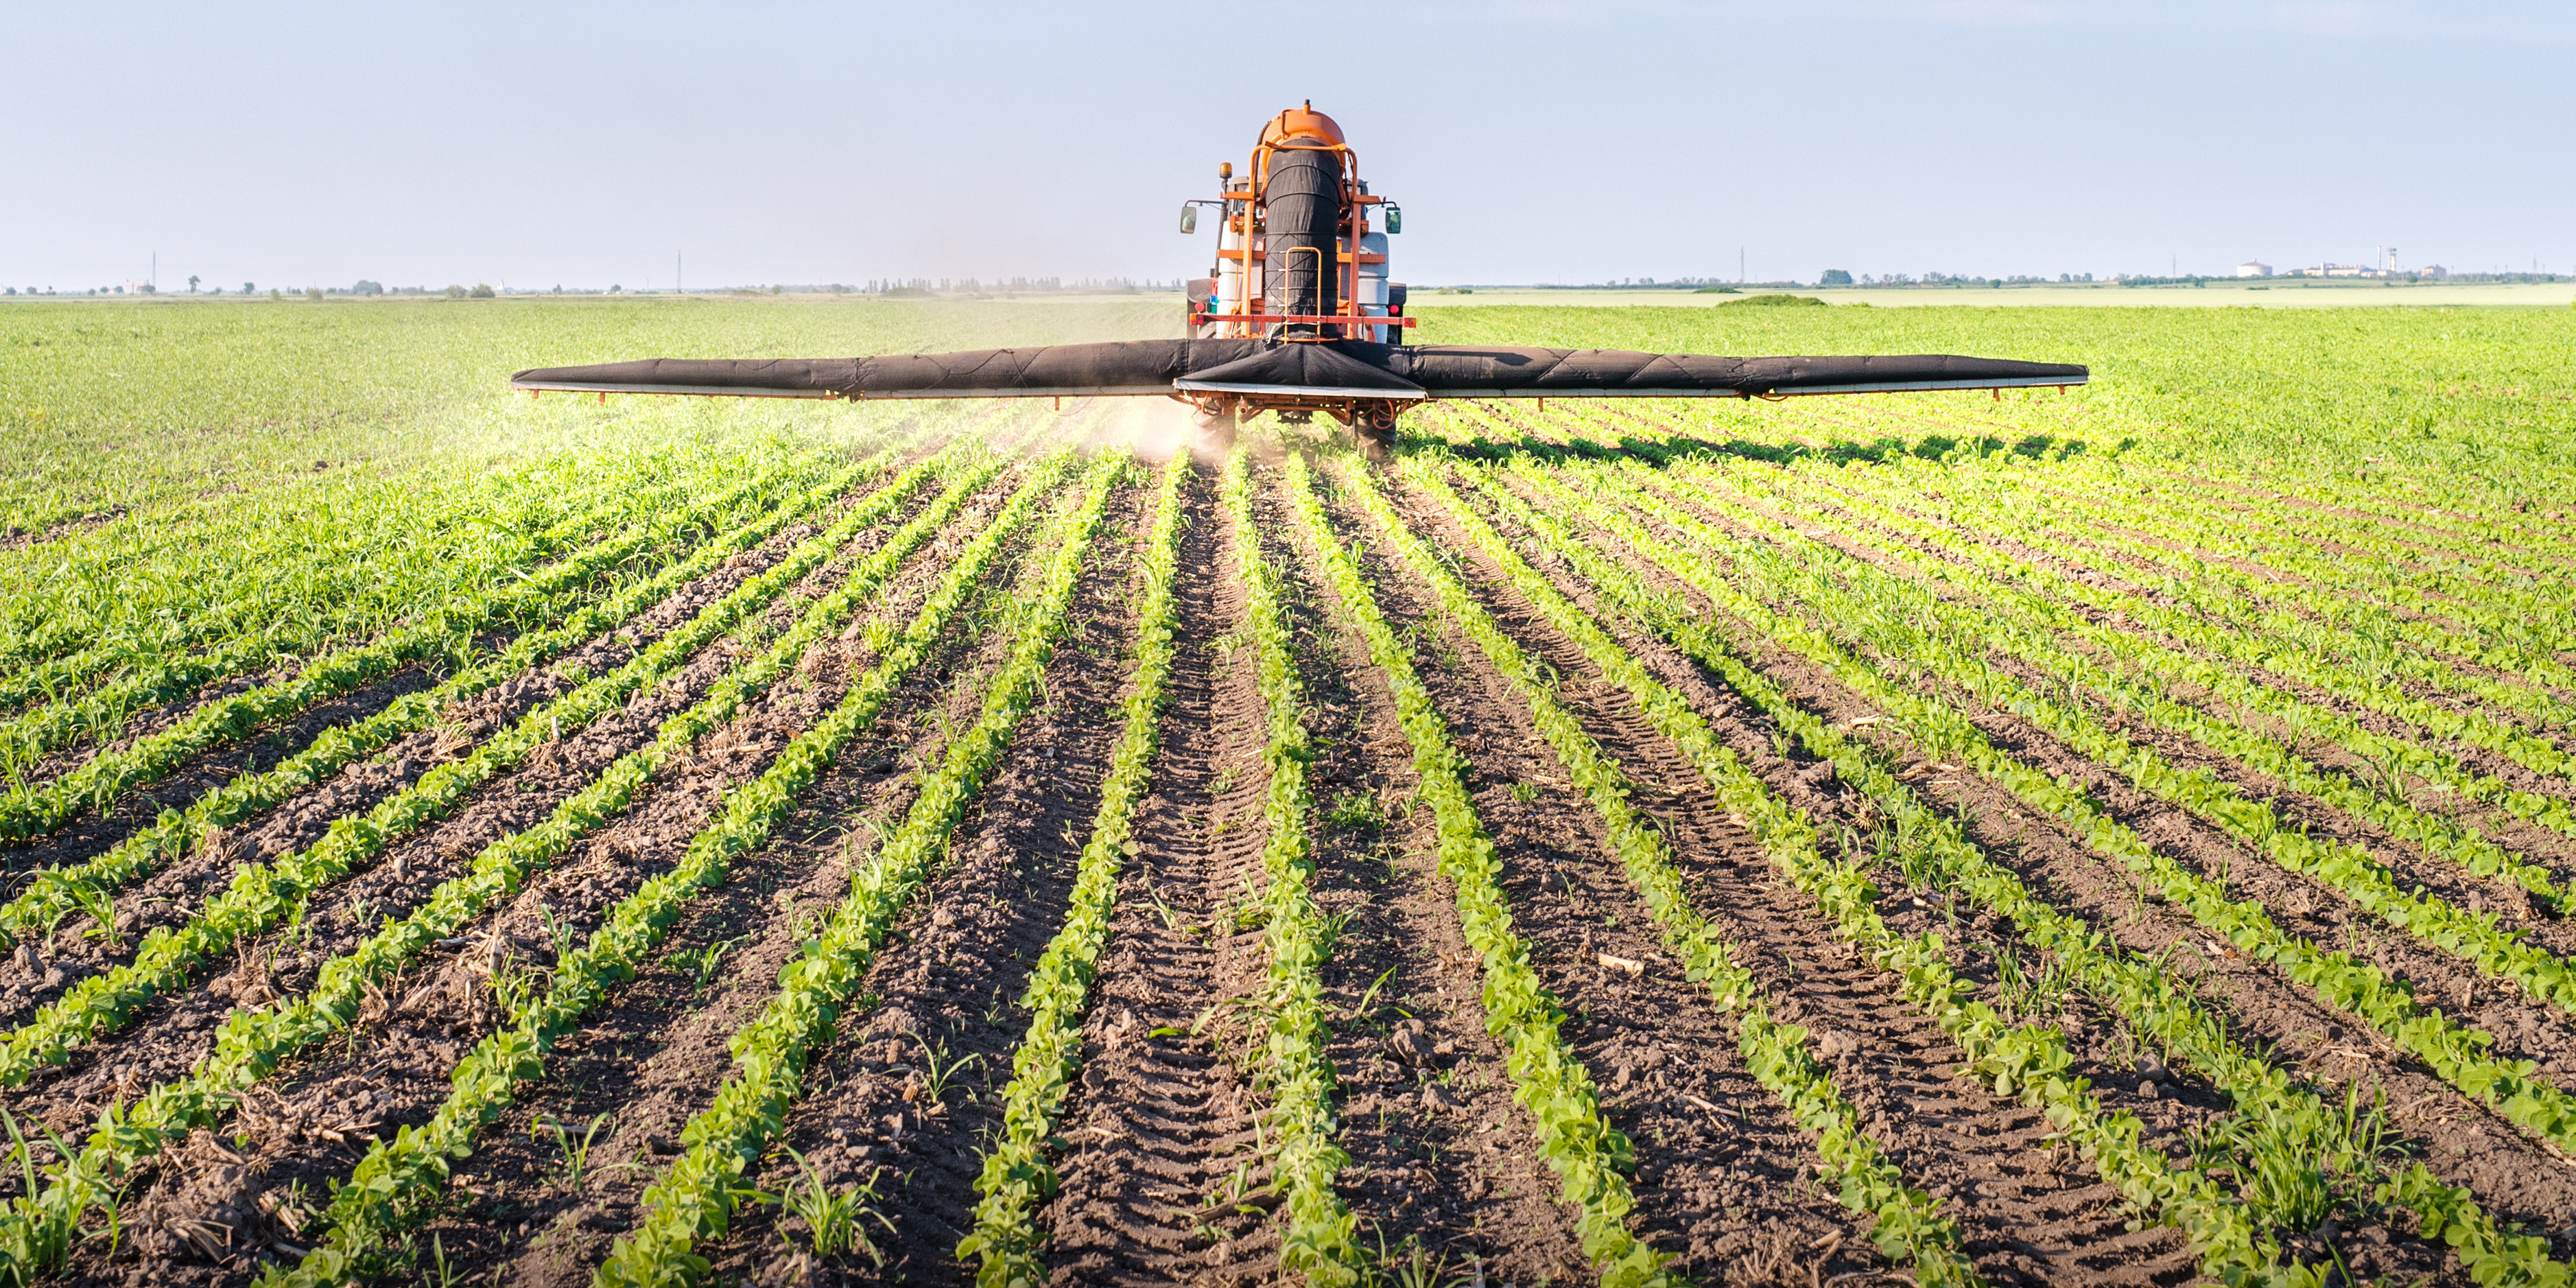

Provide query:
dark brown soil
left=1314, top=462, right=1914, bottom=1284
left=1566, top=458, right=2568, bottom=1276
left=0, top=479, right=910, bottom=1028
left=1273, top=458, right=1596, bottom=1285
left=1025, top=462, right=1281, bottom=1285
left=20, top=427, right=2576, bottom=1288
left=18, top=467, right=991, bottom=1287
left=657, top=471, right=1154, bottom=1288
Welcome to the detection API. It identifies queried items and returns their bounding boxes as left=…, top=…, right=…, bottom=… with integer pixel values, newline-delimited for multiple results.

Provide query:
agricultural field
left=0, top=295, right=2573, bottom=1288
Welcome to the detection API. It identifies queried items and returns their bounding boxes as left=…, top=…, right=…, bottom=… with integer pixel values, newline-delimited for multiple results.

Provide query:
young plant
left=958, top=453, right=1193, bottom=1286
left=777, top=1148, right=890, bottom=1263
left=585, top=451, right=1118, bottom=1288
left=915, top=1034, right=983, bottom=1103
left=530, top=1112, right=609, bottom=1191
left=686, top=935, right=751, bottom=994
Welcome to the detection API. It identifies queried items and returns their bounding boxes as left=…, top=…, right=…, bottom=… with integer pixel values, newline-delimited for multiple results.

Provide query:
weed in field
left=1327, top=789, right=1385, bottom=832
left=777, top=1148, right=890, bottom=1263
left=686, top=935, right=751, bottom=994
left=530, top=1112, right=612, bottom=1191
left=425, top=1232, right=465, bottom=1288
left=65, top=883, right=119, bottom=950
left=1363, top=1228, right=1481, bottom=1288
left=915, top=1033, right=982, bottom=1101
left=537, top=904, right=575, bottom=964
left=1993, top=945, right=2076, bottom=1022
left=1146, top=883, right=1190, bottom=936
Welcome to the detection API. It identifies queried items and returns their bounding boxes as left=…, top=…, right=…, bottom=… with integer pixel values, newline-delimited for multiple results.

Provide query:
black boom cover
left=511, top=339, right=2087, bottom=400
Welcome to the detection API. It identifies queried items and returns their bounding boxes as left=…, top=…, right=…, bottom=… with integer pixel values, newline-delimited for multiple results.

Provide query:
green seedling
left=1365, top=1229, right=1463, bottom=1288
left=686, top=935, right=750, bottom=994
left=66, top=882, right=121, bottom=950
left=530, top=1112, right=612, bottom=1191
left=1326, top=790, right=1384, bottom=832
left=427, top=1232, right=465, bottom=1288
left=777, top=1148, right=891, bottom=1263
left=916, top=1034, right=982, bottom=1101
left=1147, top=885, right=1188, bottom=935
left=490, top=957, right=535, bottom=1020
left=538, top=904, right=576, bottom=964
left=1506, top=782, right=1537, bottom=804
left=1346, top=966, right=1397, bottom=1024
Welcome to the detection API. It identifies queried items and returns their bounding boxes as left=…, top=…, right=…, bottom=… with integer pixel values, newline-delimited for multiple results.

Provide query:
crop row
left=0, top=444, right=1024, bottom=1284
left=1968, top=456, right=2576, bottom=694
left=1657, top=467, right=2576, bottom=1023
left=1525, top=458, right=2576, bottom=1185
left=1214, top=450, right=1361, bottom=1280
left=1770, top=459, right=2576, bottom=842
left=0, top=445, right=978, bottom=1084
left=0, top=443, right=799, bottom=719
left=1753, top=464, right=2576, bottom=910
left=1357, top=456, right=2000, bottom=1285
left=0, top=451, right=785, bottom=788
left=0, top=457, right=815, bottom=843
left=1476, top=456, right=2576, bottom=1285
left=961, top=451, right=1189, bottom=1285
left=265, top=447, right=1091, bottom=1287
left=0, top=445, right=921, bottom=944
left=1838, top=456, right=2576, bottom=768
left=1282, top=451, right=1674, bottom=1287
left=589, top=449, right=1122, bottom=1288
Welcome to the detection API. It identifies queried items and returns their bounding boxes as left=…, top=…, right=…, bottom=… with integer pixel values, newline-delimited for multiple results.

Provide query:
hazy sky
left=5, top=1, right=2567, bottom=291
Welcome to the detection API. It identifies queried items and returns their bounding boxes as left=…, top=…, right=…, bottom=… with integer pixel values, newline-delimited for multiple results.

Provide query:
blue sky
left=3, top=1, right=2566, bottom=291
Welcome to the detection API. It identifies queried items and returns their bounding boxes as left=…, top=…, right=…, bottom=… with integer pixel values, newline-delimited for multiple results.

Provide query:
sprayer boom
left=507, top=104, right=2089, bottom=449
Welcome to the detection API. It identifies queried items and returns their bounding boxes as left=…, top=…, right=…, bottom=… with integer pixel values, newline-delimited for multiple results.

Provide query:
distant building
left=120, top=279, right=152, bottom=294
left=2419, top=264, right=2448, bottom=281
left=2236, top=261, right=2271, bottom=278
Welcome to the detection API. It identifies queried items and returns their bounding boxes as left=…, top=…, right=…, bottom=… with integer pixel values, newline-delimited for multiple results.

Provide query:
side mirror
left=1384, top=205, right=1402, bottom=235
left=1179, top=204, right=1198, bottom=235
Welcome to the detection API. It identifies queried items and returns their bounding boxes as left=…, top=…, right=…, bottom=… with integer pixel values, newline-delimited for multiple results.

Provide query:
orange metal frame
left=1189, top=312, right=1415, bottom=329
left=1199, top=108, right=1395, bottom=344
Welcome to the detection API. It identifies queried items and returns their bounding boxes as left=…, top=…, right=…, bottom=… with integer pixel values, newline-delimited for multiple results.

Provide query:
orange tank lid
left=1260, top=100, right=1345, bottom=147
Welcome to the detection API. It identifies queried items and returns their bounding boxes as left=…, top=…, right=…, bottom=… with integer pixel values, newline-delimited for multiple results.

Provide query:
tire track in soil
left=0, top=481, right=890, bottom=1035
left=0, top=487, right=934, bottom=1144
left=1319, top=471, right=1899, bottom=1285
left=1394, top=474, right=2212, bottom=1286
left=670, top=473, right=1150, bottom=1288
left=1021, top=460, right=1277, bottom=1285
left=21, top=478, right=995, bottom=1288
left=1539, top=466, right=2533, bottom=1278
left=1268, top=458, right=1591, bottom=1287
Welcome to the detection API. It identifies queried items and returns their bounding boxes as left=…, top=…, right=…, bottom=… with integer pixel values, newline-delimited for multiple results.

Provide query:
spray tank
left=1189, top=104, right=1404, bottom=350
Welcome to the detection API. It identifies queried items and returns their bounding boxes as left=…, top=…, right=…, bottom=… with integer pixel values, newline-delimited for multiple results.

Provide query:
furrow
left=254, top=449, right=1088, bottom=1287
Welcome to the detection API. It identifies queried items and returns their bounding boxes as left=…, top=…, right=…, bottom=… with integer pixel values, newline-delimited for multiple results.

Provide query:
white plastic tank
left=1351, top=231, right=1391, bottom=341
left=1214, top=213, right=1246, bottom=335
